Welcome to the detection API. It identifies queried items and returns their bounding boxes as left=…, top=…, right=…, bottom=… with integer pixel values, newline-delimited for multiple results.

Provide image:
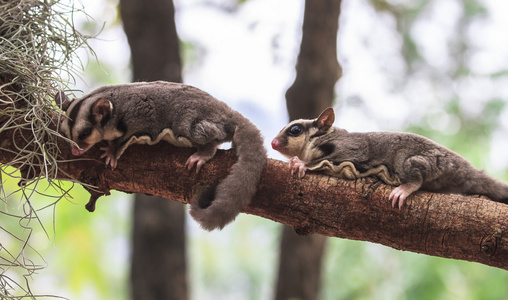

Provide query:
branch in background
left=1, top=128, right=506, bottom=271
left=280, top=1, right=342, bottom=297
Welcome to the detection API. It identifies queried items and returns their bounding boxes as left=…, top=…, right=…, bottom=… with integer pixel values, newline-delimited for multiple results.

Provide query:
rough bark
left=119, top=0, right=187, bottom=299
left=1, top=131, right=506, bottom=271
left=277, top=0, right=342, bottom=299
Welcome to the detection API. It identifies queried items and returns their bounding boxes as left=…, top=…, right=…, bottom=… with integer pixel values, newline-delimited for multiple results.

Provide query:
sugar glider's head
left=271, top=107, right=335, bottom=160
left=55, top=91, right=113, bottom=156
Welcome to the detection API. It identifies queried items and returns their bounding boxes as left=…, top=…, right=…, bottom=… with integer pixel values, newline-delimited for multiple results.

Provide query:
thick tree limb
left=1, top=129, right=507, bottom=271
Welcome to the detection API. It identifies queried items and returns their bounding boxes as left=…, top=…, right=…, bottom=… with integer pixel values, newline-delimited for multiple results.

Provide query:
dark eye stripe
left=78, top=128, right=92, bottom=141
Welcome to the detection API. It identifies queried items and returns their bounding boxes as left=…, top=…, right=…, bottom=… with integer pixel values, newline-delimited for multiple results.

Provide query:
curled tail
left=466, top=170, right=508, bottom=203
left=189, top=117, right=267, bottom=230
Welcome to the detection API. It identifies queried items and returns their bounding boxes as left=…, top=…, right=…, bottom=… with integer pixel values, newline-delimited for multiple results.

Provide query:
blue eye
left=287, top=124, right=303, bottom=137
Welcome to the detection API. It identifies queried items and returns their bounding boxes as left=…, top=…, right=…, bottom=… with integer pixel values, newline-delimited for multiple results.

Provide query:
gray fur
left=272, top=107, right=508, bottom=208
left=57, top=81, right=267, bottom=230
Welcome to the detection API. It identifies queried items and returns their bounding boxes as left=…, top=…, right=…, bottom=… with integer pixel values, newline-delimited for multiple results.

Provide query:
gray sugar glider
left=272, top=107, right=508, bottom=208
left=55, top=81, right=267, bottom=230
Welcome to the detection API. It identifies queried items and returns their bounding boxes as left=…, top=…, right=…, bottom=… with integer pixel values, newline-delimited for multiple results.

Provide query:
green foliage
left=407, top=97, right=505, bottom=168
left=190, top=215, right=279, bottom=300
left=323, top=238, right=508, bottom=300
left=369, top=0, right=487, bottom=78
left=48, top=190, right=131, bottom=300
left=0, top=167, right=131, bottom=299
left=330, top=1, right=508, bottom=299
left=366, top=0, right=508, bottom=173
left=0, top=167, right=67, bottom=298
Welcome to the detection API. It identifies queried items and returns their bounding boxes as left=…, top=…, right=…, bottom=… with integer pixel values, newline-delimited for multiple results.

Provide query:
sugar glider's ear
left=92, top=98, right=112, bottom=122
left=316, top=107, right=335, bottom=131
left=54, top=91, right=72, bottom=111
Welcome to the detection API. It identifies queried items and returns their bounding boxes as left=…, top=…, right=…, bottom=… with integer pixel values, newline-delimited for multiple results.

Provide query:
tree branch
left=1, top=128, right=507, bottom=271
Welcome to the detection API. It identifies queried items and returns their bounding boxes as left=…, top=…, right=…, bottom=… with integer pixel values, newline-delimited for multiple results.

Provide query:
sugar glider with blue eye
left=271, top=107, right=508, bottom=208
left=55, top=81, right=267, bottom=230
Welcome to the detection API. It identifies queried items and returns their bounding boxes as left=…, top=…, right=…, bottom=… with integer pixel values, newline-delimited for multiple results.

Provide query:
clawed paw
left=289, top=156, right=307, bottom=178
left=185, top=153, right=208, bottom=174
left=389, top=186, right=407, bottom=209
left=100, top=146, right=118, bottom=169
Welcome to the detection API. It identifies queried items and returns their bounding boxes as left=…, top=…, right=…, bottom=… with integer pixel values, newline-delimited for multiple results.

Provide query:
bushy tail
left=189, top=117, right=267, bottom=230
left=466, top=170, right=508, bottom=203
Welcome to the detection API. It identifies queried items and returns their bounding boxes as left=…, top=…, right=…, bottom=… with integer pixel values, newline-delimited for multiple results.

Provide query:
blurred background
left=3, top=0, right=508, bottom=299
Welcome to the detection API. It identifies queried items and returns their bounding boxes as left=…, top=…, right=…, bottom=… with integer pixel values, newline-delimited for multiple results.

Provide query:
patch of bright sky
left=411, top=0, right=462, bottom=71
left=469, top=0, right=508, bottom=74
left=175, top=0, right=303, bottom=158
left=73, top=0, right=131, bottom=91
left=337, top=0, right=508, bottom=171
left=176, top=0, right=301, bottom=105
left=70, top=0, right=508, bottom=168
left=335, top=0, right=410, bottom=132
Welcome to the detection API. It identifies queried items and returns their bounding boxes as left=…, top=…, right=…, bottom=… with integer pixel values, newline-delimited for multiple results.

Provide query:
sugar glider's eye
left=287, top=124, right=303, bottom=137
left=78, top=128, right=92, bottom=140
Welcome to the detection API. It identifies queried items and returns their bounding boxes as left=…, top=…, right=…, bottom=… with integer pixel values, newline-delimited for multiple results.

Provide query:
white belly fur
left=116, top=128, right=193, bottom=158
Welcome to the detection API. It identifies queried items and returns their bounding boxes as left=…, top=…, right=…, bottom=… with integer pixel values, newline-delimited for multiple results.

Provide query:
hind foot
left=389, top=183, right=420, bottom=209
left=185, top=146, right=217, bottom=174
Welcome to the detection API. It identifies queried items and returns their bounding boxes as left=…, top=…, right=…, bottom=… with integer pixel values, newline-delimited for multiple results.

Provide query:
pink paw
left=289, top=156, right=307, bottom=178
left=389, top=186, right=407, bottom=209
left=185, top=153, right=208, bottom=174
left=100, top=146, right=118, bottom=169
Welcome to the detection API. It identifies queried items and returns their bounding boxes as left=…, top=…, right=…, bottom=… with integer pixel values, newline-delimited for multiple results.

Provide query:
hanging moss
left=0, top=0, right=94, bottom=179
left=0, top=1, right=92, bottom=298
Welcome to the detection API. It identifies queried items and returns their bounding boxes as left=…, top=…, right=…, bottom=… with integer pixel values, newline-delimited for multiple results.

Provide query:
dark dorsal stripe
left=87, top=101, right=97, bottom=126
left=67, top=99, right=84, bottom=140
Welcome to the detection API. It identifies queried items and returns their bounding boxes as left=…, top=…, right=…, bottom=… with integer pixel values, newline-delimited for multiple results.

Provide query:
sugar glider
left=271, top=107, right=508, bottom=208
left=55, top=81, right=267, bottom=230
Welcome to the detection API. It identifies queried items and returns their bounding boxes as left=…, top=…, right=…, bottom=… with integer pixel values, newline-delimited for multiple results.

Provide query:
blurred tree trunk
left=120, top=0, right=188, bottom=299
left=285, top=0, right=342, bottom=120
left=275, top=1, right=342, bottom=300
